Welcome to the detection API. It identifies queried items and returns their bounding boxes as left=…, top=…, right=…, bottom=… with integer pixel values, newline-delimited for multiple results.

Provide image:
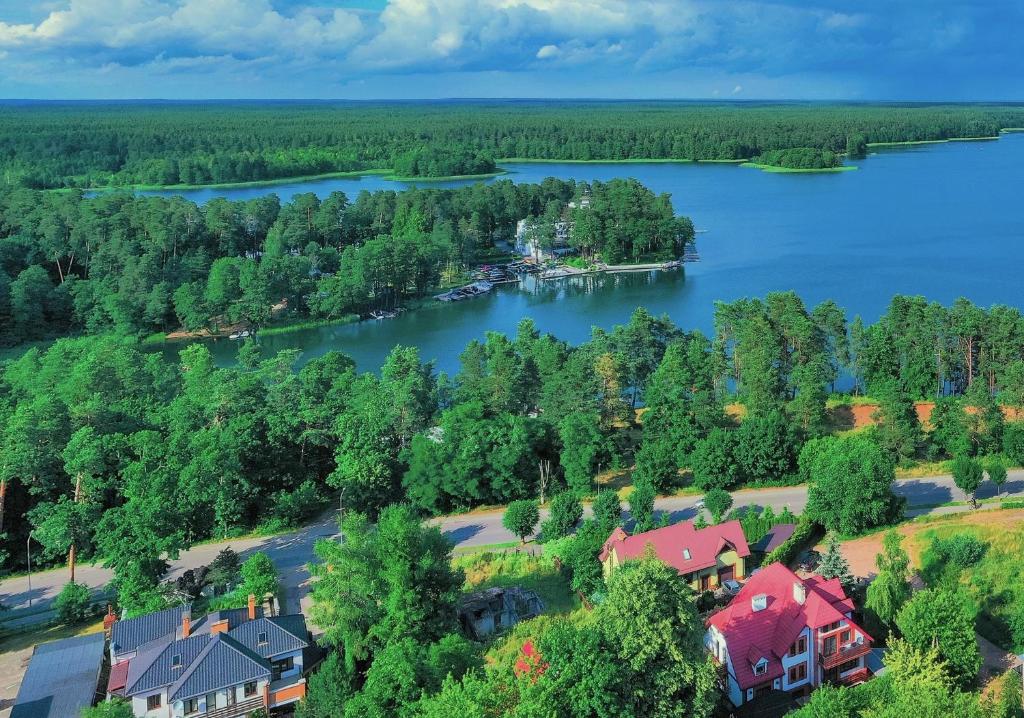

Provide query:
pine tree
left=818, top=533, right=854, bottom=588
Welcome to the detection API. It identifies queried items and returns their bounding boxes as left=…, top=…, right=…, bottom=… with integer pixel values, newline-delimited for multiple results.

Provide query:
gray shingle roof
left=125, top=634, right=210, bottom=697
left=111, top=604, right=189, bottom=656
left=11, top=633, right=105, bottom=718
left=168, top=634, right=271, bottom=701
left=229, top=615, right=309, bottom=659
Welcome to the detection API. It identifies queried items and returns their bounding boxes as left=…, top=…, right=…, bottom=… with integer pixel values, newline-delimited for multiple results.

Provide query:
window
left=205, top=693, right=218, bottom=711
left=184, top=697, right=199, bottom=715
left=683, top=548, right=691, bottom=560
left=823, top=636, right=837, bottom=656
left=244, top=681, right=258, bottom=698
left=146, top=694, right=162, bottom=710
left=823, top=621, right=841, bottom=633
left=272, top=656, right=295, bottom=681
left=840, top=629, right=851, bottom=644
left=788, top=637, right=807, bottom=656
left=753, top=658, right=768, bottom=676
left=171, top=654, right=182, bottom=669
left=788, top=663, right=807, bottom=684
left=257, top=631, right=268, bottom=645
left=837, top=659, right=859, bottom=674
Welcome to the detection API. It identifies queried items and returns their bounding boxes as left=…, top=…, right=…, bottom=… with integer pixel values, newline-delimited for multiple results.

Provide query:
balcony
left=198, top=696, right=264, bottom=718
left=269, top=677, right=306, bottom=707
left=820, top=642, right=871, bottom=670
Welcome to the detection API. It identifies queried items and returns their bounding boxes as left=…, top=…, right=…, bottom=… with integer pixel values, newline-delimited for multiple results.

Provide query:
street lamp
left=26, top=530, right=34, bottom=609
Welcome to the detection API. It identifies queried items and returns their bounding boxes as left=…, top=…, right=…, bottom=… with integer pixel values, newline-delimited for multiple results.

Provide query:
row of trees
left=8, top=289, right=1024, bottom=581
left=3, top=102, right=1022, bottom=188
left=752, top=147, right=842, bottom=168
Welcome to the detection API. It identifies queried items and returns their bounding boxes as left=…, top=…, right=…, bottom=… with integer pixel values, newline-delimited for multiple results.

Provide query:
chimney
left=248, top=593, right=257, bottom=621
left=210, top=619, right=230, bottom=635
left=103, top=604, right=118, bottom=636
left=793, top=581, right=807, bottom=605
left=182, top=608, right=192, bottom=638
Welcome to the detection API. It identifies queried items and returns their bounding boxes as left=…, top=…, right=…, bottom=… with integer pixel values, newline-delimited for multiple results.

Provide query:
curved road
left=2, top=471, right=1022, bottom=629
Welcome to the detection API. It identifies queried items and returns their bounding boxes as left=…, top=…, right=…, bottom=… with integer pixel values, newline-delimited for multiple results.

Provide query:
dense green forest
left=2, top=102, right=1023, bottom=187
left=4, top=292, right=1024, bottom=612
left=751, top=147, right=842, bottom=168
left=0, top=178, right=691, bottom=344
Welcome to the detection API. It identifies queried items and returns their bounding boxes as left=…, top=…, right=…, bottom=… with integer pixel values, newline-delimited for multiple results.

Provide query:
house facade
left=599, top=520, right=750, bottom=591
left=107, top=595, right=310, bottom=717
left=704, top=563, right=873, bottom=708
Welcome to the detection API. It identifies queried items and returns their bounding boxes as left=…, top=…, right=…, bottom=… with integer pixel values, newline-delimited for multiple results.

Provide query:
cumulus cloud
left=0, top=0, right=1021, bottom=99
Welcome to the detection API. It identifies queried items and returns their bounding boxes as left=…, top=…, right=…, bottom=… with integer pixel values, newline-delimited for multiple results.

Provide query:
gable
left=169, top=636, right=271, bottom=702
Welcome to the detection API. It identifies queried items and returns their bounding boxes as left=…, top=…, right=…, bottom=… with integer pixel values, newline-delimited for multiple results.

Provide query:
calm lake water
left=153, top=134, right=1024, bottom=375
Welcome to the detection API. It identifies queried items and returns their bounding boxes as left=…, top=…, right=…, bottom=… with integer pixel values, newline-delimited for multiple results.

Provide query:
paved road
left=2, top=471, right=1022, bottom=631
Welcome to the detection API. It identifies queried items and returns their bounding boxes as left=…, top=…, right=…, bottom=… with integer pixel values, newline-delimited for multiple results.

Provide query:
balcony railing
left=191, top=695, right=264, bottom=718
left=820, top=642, right=871, bottom=670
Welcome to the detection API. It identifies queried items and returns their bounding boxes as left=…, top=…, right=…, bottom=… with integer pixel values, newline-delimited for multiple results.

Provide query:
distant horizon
left=2, top=98, right=1023, bottom=105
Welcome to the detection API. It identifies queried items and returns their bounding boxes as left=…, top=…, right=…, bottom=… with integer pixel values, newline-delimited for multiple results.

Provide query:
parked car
left=693, top=498, right=705, bottom=510
left=721, top=578, right=742, bottom=595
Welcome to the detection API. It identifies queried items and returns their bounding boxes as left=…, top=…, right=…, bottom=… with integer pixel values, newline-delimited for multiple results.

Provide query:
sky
left=0, top=0, right=1021, bottom=101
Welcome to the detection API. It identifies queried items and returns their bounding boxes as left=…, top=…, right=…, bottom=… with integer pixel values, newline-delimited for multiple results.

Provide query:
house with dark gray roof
left=107, top=595, right=311, bottom=717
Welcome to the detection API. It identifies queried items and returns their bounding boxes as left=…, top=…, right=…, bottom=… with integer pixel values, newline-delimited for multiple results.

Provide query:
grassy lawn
left=0, top=617, right=105, bottom=655
left=910, top=513, right=1024, bottom=652
left=453, top=550, right=579, bottom=615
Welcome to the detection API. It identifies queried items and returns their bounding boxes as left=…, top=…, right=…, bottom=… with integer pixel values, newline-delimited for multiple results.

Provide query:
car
left=721, top=579, right=742, bottom=595
left=693, top=498, right=705, bottom=510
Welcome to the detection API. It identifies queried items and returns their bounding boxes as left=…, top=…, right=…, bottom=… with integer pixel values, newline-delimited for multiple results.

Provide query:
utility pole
left=26, top=531, right=34, bottom=609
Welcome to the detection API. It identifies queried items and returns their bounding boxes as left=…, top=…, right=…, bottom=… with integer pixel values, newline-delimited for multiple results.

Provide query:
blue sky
left=0, top=0, right=1020, bottom=100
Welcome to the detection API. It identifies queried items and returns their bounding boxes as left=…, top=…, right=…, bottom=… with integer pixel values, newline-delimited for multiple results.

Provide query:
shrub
left=1002, top=421, right=1024, bottom=465
left=269, top=480, right=322, bottom=528
left=55, top=581, right=92, bottom=625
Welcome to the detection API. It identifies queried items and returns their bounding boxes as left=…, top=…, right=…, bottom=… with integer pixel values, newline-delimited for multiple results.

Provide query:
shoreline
left=46, top=130, right=1017, bottom=194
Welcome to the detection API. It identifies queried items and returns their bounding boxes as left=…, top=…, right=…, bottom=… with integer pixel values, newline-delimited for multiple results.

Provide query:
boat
left=434, top=280, right=495, bottom=302
left=228, top=329, right=251, bottom=340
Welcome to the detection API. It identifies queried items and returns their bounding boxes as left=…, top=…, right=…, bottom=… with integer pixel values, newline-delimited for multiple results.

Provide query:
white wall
left=781, top=626, right=812, bottom=690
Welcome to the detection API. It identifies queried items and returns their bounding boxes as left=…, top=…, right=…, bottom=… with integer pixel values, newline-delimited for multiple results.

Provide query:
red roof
left=107, top=659, right=130, bottom=694
left=706, top=563, right=870, bottom=691
left=599, top=520, right=750, bottom=575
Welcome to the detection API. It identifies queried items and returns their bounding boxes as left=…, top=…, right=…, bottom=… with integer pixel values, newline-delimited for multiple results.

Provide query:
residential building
left=458, top=586, right=544, bottom=639
left=704, top=562, right=873, bottom=708
left=107, top=595, right=310, bottom=717
left=11, top=633, right=106, bottom=718
left=599, top=520, right=750, bottom=591
left=514, top=218, right=574, bottom=260
left=750, top=523, right=796, bottom=559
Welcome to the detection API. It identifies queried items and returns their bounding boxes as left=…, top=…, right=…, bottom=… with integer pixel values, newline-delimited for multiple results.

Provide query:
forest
left=0, top=178, right=690, bottom=344
left=751, top=147, right=842, bottom=169
left=2, top=102, right=1023, bottom=187
left=4, top=291, right=1024, bottom=611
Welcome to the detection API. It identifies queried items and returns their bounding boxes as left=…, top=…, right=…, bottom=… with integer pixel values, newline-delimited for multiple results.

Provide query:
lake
left=152, top=133, right=1024, bottom=375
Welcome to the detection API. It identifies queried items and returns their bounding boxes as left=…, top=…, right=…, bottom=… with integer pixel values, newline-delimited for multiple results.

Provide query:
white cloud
left=731, top=84, right=742, bottom=94
left=536, top=44, right=559, bottom=59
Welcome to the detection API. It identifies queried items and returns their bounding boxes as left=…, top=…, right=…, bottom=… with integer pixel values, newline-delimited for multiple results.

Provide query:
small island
left=742, top=147, right=857, bottom=173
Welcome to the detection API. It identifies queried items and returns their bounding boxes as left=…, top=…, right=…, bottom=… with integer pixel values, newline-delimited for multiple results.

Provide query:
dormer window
left=171, top=654, right=182, bottom=669
left=753, top=658, right=768, bottom=675
left=257, top=631, right=268, bottom=645
left=682, top=548, right=691, bottom=560
left=751, top=594, right=768, bottom=611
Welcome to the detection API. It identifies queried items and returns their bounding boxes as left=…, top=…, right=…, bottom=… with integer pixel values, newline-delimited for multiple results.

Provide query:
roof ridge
left=167, top=633, right=271, bottom=701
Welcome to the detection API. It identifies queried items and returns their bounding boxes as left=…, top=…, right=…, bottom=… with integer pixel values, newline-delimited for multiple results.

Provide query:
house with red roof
left=599, top=520, right=750, bottom=591
left=705, top=562, right=873, bottom=708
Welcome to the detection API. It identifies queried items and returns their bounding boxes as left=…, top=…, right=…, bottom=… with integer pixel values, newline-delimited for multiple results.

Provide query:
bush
left=268, top=480, right=323, bottom=529
left=54, top=581, right=92, bottom=625
left=1002, top=421, right=1024, bottom=465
